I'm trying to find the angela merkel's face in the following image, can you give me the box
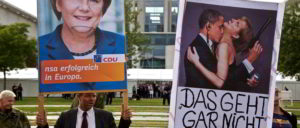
[224,18,247,38]
[56,0,104,33]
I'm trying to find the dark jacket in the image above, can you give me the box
[281,107,298,128]
[38,108,131,128]
[184,35,218,89]
[0,109,30,128]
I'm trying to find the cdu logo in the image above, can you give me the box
[93,54,125,63]
[94,55,102,62]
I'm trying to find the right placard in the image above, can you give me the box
[169,0,286,127]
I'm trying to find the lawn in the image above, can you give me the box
[14,97,300,127]
[15,98,300,116]
[17,106,169,115]
[283,100,300,109]
[14,97,72,105]
[14,97,167,106]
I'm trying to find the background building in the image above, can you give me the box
[133,0,300,69]
[1,0,299,98]
[0,0,37,95]
[133,0,179,69]
[0,0,36,38]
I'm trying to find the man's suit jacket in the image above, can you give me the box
[38,25,127,92]
[38,108,131,128]
[184,35,218,89]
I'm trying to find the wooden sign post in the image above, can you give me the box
[38,93,44,113]
[122,91,128,110]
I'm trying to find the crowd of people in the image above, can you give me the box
[12,83,23,101]
[132,82,172,105]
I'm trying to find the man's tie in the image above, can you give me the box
[82,111,88,128]
[211,43,215,55]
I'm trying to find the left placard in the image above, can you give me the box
[37,0,127,93]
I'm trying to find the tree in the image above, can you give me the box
[0,23,36,89]
[124,0,150,68]
[278,1,300,80]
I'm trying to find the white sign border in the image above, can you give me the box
[168,0,286,128]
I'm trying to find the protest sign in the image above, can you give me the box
[169,0,285,127]
[37,0,127,93]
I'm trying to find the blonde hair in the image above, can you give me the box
[234,16,254,52]
[0,90,16,99]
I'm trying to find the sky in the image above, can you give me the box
[4,0,37,16]
[1,0,294,81]
[3,0,286,18]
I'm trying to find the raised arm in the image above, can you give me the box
[247,41,263,63]
[36,108,49,128]
[187,44,229,88]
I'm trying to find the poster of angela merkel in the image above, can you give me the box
[37,0,127,93]
[169,0,286,127]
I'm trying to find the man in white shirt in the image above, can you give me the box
[36,93,131,128]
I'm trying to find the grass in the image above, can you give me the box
[16,106,169,115]
[15,97,170,115]
[282,100,300,109]
[14,97,73,105]
[29,120,169,127]
[14,97,167,106]
[105,107,169,113]
[282,100,300,120]
[130,121,168,127]
[14,97,300,127]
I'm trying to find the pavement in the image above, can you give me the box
[25,111,169,116]
[30,125,163,128]
[285,108,300,111]
[27,115,169,121]
[15,105,170,108]
[15,105,300,127]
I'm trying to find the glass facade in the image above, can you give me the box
[171,0,179,32]
[140,58,165,69]
[146,33,176,45]
[140,45,166,69]
[139,0,179,69]
[144,0,165,32]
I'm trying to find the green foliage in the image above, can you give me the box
[278,2,300,80]
[15,97,166,106]
[0,23,36,89]
[124,0,150,68]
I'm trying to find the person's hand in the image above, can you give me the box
[187,47,200,65]
[247,41,263,63]
[36,108,48,127]
[247,77,258,87]
[121,104,132,120]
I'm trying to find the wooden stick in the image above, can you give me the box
[122,91,128,110]
[38,93,45,116]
